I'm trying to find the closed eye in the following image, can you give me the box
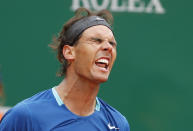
[91,38,102,43]
[109,41,117,46]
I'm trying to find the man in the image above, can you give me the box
[0,8,130,131]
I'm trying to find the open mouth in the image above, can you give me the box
[95,58,109,70]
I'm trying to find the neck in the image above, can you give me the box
[56,72,100,116]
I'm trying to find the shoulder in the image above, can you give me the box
[98,98,127,120]
[13,88,54,114]
[0,89,53,131]
[23,88,53,103]
[10,89,54,113]
[98,98,130,131]
[0,101,34,130]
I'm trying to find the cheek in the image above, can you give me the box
[75,48,95,67]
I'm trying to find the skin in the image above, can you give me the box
[56,25,117,116]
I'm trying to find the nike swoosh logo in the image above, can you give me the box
[108,123,119,130]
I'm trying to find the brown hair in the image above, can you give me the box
[49,8,114,76]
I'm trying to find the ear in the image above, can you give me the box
[62,45,75,61]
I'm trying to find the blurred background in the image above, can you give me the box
[0,0,193,130]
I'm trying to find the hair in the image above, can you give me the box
[49,8,114,77]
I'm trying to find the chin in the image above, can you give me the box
[92,75,109,84]
[90,70,110,83]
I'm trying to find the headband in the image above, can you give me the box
[65,16,112,45]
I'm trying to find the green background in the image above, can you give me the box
[0,0,193,131]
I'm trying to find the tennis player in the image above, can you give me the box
[0,8,130,131]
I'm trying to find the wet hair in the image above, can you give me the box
[49,8,114,77]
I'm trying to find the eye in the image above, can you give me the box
[91,37,102,43]
[109,41,117,46]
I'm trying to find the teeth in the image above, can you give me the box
[96,59,109,65]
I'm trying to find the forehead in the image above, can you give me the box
[81,25,115,40]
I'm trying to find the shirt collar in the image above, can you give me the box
[52,87,100,111]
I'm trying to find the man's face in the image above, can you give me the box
[72,25,117,83]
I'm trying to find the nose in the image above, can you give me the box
[102,41,113,52]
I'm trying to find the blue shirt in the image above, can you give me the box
[0,88,130,131]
